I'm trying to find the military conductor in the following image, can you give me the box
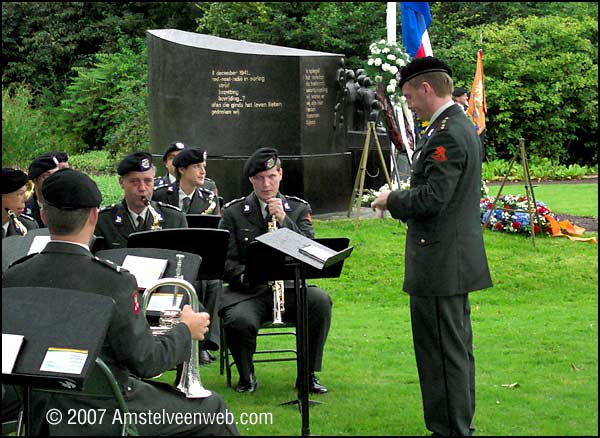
[372,57,493,436]
[219,148,332,394]
[3,168,238,435]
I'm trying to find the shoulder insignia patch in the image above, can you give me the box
[223,197,245,209]
[432,146,448,162]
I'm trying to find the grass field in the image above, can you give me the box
[148,182,597,436]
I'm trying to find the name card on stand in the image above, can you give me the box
[122,255,168,289]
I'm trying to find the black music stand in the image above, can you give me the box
[185,214,221,229]
[245,228,353,436]
[127,228,229,281]
[2,287,114,435]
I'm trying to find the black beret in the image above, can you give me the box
[117,152,154,176]
[40,150,69,163]
[42,168,102,209]
[452,87,468,97]
[172,148,207,168]
[244,148,279,179]
[28,154,60,180]
[162,141,186,161]
[399,56,453,88]
[2,168,28,194]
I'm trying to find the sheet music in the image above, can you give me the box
[2,333,25,374]
[122,255,168,289]
[299,244,334,263]
[27,235,51,255]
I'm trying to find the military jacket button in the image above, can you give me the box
[420,238,426,244]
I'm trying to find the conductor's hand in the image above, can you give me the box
[179,305,211,341]
[371,190,391,219]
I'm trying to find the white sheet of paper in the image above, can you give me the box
[40,348,88,375]
[145,293,184,312]
[27,235,51,255]
[299,244,333,263]
[2,333,25,374]
[122,255,168,289]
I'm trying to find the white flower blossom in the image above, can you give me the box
[387,54,396,61]
[387,84,396,94]
[367,58,374,66]
[390,66,398,75]
[371,47,381,55]
[382,63,391,71]
[389,79,397,87]
[396,58,406,67]
[379,39,386,44]
[375,75,383,83]
[382,47,390,54]
[374,58,382,67]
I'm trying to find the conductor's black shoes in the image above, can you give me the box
[296,373,328,394]
[235,372,257,393]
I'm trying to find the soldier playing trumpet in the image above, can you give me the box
[218,147,332,394]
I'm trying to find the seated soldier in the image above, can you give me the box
[3,168,239,436]
[154,141,219,196]
[2,168,39,238]
[219,147,332,394]
[153,147,222,364]
[153,147,219,215]
[26,151,69,227]
[94,152,187,249]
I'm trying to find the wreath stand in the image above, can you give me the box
[482,138,543,248]
[347,121,393,228]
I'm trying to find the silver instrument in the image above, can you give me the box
[142,276,211,398]
[268,214,285,325]
[6,209,28,236]
[142,197,163,231]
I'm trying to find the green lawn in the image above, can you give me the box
[101,179,596,435]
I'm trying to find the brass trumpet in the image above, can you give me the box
[268,215,285,325]
[142,277,211,398]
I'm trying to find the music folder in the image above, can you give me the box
[2,287,114,390]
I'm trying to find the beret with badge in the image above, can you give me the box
[162,141,186,162]
[2,168,28,194]
[172,147,207,168]
[244,147,279,179]
[399,56,453,88]
[28,154,61,180]
[117,152,154,176]
[42,168,102,209]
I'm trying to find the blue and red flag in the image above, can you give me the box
[400,2,433,58]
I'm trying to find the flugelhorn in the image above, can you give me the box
[142,197,163,230]
[142,277,211,398]
[6,209,28,236]
[268,214,285,325]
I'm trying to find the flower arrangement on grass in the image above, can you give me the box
[361,178,411,207]
[480,194,557,235]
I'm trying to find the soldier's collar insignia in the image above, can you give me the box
[243,203,251,213]
[115,215,123,225]
[168,186,174,193]
[283,201,291,211]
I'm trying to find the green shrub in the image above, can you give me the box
[56,38,148,156]
[2,84,76,169]
[68,150,119,175]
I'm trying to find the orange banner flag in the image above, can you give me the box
[468,49,486,135]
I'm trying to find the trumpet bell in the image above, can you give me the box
[25,180,35,201]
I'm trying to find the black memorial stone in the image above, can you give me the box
[147,29,352,213]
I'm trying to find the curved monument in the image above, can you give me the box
[147,29,352,213]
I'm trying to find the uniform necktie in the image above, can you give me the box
[136,215,144,230]
[182,197,191,213]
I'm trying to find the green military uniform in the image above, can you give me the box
[218,191,332,384]
[2,212,39,239]
[152,181,222,352]
[3,241,238,435]
[386,102,493,436]
[94,199,187,249]
[153,182,219,215]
